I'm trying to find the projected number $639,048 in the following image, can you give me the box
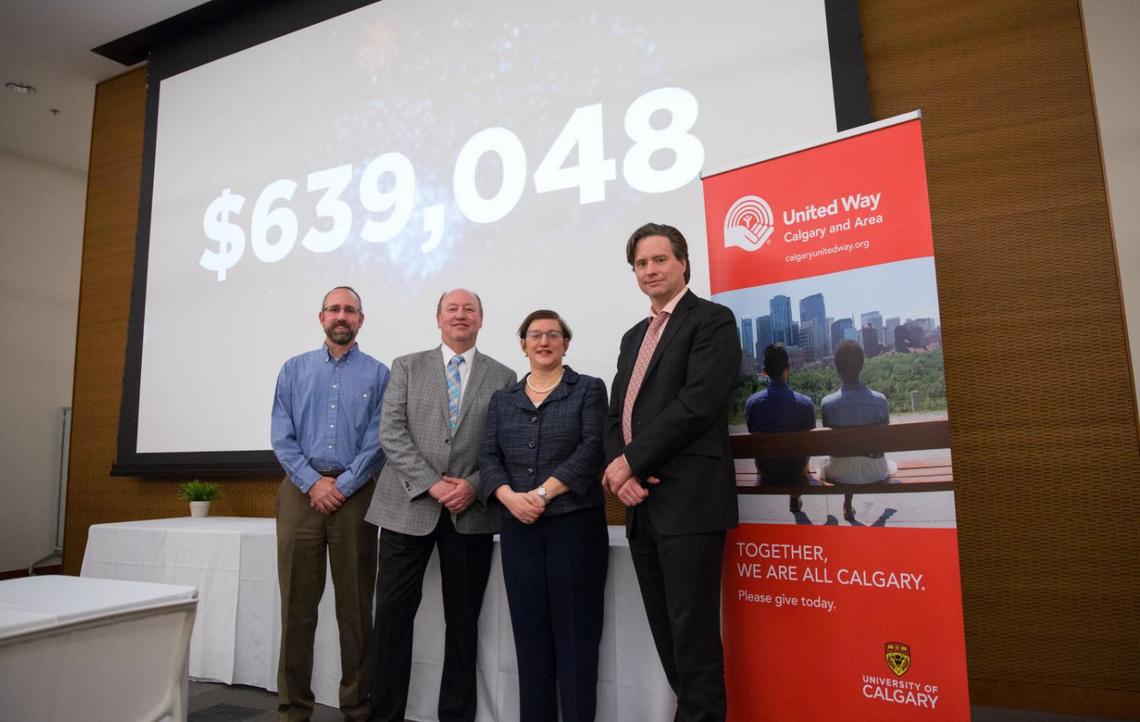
[199,86,704,281]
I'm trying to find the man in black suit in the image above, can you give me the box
[603,223,741,722]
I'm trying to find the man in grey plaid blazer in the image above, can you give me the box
[364,288,516,722]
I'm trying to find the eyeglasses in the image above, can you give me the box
[525,330,564,341]
[323,305,360,316]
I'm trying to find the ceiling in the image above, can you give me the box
[0,0,205,174]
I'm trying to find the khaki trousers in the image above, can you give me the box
[276,477,378,722]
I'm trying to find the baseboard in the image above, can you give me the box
[971,678,1140,720]
[0,564,64,580]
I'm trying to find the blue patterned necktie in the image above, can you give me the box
[447,355,464,432]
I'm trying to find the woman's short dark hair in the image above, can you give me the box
[517,309,572,341]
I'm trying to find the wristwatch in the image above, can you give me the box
[535,484,548,505]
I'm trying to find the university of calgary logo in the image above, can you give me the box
[885,642,912,677]
[724,195,775,252]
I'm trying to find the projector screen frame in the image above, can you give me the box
[112,0,871,477]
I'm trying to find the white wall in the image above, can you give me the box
[1084,0,1140,421]
[0,150,85,572]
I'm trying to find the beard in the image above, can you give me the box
[325,323,356,345]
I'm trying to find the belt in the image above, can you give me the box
[317,468,345,477]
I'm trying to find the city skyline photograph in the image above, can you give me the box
[712,256,943,338]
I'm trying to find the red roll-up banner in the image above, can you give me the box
[702,113,969,721]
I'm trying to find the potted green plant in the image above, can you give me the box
[179,480,221,518]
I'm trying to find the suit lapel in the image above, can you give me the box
[610,321,646,407]
[543,372,572,404]
[427,346,451,430]
[644,290,696,379]
[511,383,533,410]
[618,319,650,389]
[455,350,490,431]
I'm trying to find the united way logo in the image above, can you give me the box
[724,195,775,252]
[885,641,912,677]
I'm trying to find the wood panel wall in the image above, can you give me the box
[858,1,1139,716]
[65,2,1139,716]
[64,69,279,575]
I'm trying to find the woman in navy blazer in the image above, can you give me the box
[479,309,609,722]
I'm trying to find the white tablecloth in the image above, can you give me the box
[82,517,673,721]
[0,575,197,636]
[0,575,198,722]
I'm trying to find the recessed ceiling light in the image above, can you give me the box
[5,82,37,95]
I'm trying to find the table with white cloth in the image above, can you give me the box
[0,575,198,722]
[81,516,674,721]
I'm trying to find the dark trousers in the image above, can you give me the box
[500,506,609,722]
[628,509,727,722]
[276,477,378,722]
[368,509,494,722]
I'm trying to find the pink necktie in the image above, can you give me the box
[622,312,670,444]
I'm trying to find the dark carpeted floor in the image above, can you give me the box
[188,680,1130,721]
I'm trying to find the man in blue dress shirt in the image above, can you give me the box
[271,286,391,722]
[744,344,816,512]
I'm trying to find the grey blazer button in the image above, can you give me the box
[527,441,535,448]
[527,467,534,474]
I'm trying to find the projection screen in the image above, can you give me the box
[115,0,867,474]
